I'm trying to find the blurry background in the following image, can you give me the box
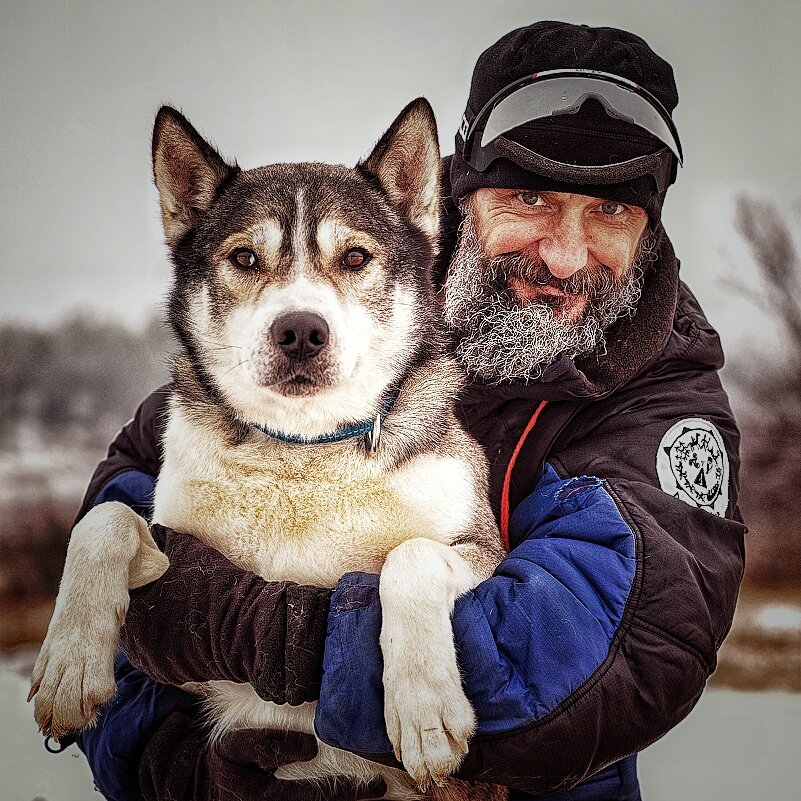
[1,0,800,798]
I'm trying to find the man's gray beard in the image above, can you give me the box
[443,211,658,385]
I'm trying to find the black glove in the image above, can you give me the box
[121,525,333,705]
[139,711,387,801]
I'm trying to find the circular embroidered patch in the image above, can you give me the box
[656,418,729,517]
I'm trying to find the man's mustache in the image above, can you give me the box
[489,253,619,298]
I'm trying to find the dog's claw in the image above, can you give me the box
[37,707,50,732]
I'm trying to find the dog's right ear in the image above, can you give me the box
[152,106,239,246]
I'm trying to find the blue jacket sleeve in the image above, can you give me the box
[75,652,195,801]
[314,465,636,751]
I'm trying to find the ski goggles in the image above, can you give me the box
[459,69,683,194]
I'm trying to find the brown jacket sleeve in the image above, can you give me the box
[121,524,331,705]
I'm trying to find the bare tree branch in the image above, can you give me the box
[730,193,801,585]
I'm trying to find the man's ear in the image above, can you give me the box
[152,106,239,246]
[359,98,441,240]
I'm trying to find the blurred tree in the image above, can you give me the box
[731,194,801,586]
[0,501,72,601]
[0,315,171,448]
[0,316,172,618]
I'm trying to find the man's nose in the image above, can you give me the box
[537,215,589,279]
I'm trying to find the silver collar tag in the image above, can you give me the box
[364,413,381,453]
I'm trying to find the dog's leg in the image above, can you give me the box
[30,501,168,739]
[379,538,496,791]
[276,742,422,801]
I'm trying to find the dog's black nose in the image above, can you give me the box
[271,312,329,360]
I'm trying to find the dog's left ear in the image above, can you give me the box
[359,98,441,240]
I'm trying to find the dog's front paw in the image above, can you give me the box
[29,600,124,740]
[383,657,476,789]
[379,538,481,790]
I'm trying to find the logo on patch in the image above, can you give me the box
[656,418,729,517]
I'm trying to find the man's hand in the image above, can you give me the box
[120,525,332,705]
[139,712,387,801]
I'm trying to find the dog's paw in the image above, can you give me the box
[379,538,481,789]
[383,662,476,789]
[30,601,124,740]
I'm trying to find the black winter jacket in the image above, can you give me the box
[73,202,745,800]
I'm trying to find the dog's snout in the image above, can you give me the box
[271,312,330,360]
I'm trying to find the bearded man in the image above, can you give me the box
[60,21,745,801]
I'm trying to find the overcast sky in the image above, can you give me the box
[2,0,800,356]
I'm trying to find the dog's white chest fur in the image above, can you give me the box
[149,404,485,798]
[153,406,474,586]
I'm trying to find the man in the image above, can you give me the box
[62,21,745,801]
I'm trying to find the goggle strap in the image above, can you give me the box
[495,138,672,194]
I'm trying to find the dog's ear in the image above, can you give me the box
[359,98,441,240]
[152,106,239,246]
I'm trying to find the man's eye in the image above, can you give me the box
[229,248,258,269]
[341,248,371,270]
[518,191,546,207]
[599,201,625,216]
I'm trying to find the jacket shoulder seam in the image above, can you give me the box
[541,470,715,674]
[629,617,711,672]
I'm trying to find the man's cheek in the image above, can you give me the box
[484,223,542,259]
[592,241,631,279]
[593,227,643,277]
[616,247,639,278]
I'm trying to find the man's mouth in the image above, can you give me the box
[507,276,567,305]
[506,275,590,319]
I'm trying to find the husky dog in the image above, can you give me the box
[31,100,506,800]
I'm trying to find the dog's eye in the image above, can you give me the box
[341,248,370,270]
[229,248,258,269]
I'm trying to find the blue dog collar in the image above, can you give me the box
[254,390,399,452]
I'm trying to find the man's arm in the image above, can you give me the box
[121,524,331,704]
[313,361,745,794]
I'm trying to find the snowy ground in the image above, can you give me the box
[638,690,800,800]
[2,649,799,801]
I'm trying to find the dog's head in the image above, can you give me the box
[152,100,442,436]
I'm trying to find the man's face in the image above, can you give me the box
[443,189,655,384]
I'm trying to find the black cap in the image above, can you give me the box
[450,22,680,225]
